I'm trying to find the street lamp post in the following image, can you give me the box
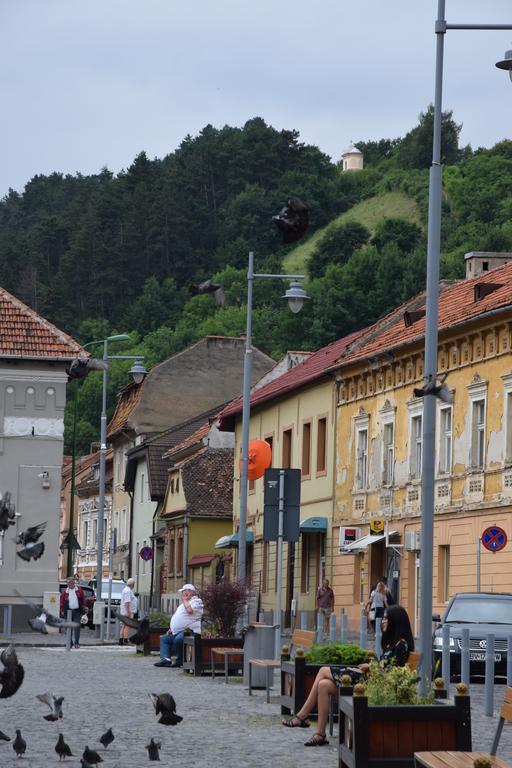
[418,1,512,695]
[238,251,309,582]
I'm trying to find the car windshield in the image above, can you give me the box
[100,582,125,598]
[445,597,512,624]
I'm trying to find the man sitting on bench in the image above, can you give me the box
[154,584,203,668]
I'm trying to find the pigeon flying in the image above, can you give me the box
[55,733,73,761]
[272,196,309,244]
[0,492,16,533]
[188,279,225,307]
[149,693,183,726]
[37,692,64,721]
[16,521,47,547]
[12,729,26,758]
[0,646,24,699]
[146,738,161,761]
[15,592,80,634]
[83,745,103,764]
[112,610,156,645]
[17,540,45,562]
[99,728,114,748]
[0,730,10,741]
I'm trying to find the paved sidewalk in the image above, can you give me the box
[1,644,512,766]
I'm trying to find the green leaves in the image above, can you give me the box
[304,642,368,666]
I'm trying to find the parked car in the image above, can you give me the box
[88,579,127,620]
[432,591,512,679]
[58,581,95,629]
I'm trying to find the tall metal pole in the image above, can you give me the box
[67,386,78,577]
[96,339,109,639]
[418,0,445,696]
[238,251,254,582]
[275,469,285,658]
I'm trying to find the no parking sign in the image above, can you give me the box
[481,526,507,553]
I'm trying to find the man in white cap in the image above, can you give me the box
[154,584,203,668]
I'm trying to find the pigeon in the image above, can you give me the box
[17,540,45,562]
[272,196,309,244]
[37,691,64,721]
[55,733,73,761]
[0,730,10,741]
[16,521,47,547]
[83,745,103,764]
[80,761,95,768]
[0,492,16,533]
[12,729,26,758]
[15,591,80,634]
[112,611,158,645]
[146,738,161,761]
[66,357,108,381]
[149,693,183,726]
[99,728,114,749]
[188,279,225,307]
[0,646,24,699]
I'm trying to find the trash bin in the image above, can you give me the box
[243,623,278,688]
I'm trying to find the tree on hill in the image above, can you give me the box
[394,105,463,169]
[371,218,423,252]
[308,220,370,278]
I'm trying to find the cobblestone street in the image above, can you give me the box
[1,643,512,767]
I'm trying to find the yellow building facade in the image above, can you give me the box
[333,260,512,631]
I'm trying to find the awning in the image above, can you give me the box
[214,532,254,549]
[343,531,399,551]
[300,516,328,534]
[188,554,217,567]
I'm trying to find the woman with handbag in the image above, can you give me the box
[366,581,387,634]
[60,577,86,648]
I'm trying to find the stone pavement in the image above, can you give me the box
[1,643,512,767]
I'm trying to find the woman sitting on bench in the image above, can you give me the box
[282,605,414,747]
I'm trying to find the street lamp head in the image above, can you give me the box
[107,334,131,343]
[282,281,310,314]
[496,49,512,81]
[129,359,147,384]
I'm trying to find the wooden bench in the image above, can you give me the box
[249,628,315,703]
[415,753,511,768]
[210,647,245,683]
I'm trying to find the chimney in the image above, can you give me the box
[464,251,512,279]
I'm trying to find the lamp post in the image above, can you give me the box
[238,251,309,582]
[418,1,512,695]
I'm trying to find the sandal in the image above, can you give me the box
[304,733,329,747]
[282,714,310,728]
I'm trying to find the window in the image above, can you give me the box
[438,545,450,602]
[140,473,145,503]
[104,518,107,545]
[113,510,118,541]
[168,536,175,575]
[300,536,310,593]
[410,415,423,479]
[262,541,269,593]
[121,509,127,543]
[472,399,485,469]
[177,533,183,575]
[439,407,452,474]
[265,436,273,467]
[356,428,368,489]
[302,422,311,477]
[316,417,327,473]
[282,428,292,469]
[506,390,512,463]
[83,520,89,548]
[93,519,98,545]
[383,422,394,485]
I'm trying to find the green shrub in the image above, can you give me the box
[364,660,434,705]
[304,643,368,665]
[147,611,169,627]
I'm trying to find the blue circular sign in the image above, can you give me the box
[139,546,154,561]
[482,526,507,553]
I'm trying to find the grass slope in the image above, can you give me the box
[283,191,421,276]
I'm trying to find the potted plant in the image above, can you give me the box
[183,580,250,676]
[145,611,170,654]
[339,668,471,768]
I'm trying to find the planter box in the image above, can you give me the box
[143,627,168,656]
[183,634,244,676]
[280,656,353,716]
[338,693,472,768]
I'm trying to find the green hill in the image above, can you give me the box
[283,191,422,275]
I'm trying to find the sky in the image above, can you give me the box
[1,0,512,198]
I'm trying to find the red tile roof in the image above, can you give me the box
[219,329,365,428]
[0,286,83,359]
[163,421,210,460]
[334,262,512,369]
[107,381,144,439]
[188,554,216,567]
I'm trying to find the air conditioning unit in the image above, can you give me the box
[339,526,361,553]
[404,530,421,552]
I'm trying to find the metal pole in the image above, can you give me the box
[484,633,495,716]
[67,386,78,577]
[375,617,382,656]
[329,612,336,643]
[441,623,451,692]
[275,469,285,658]
[359,606,367,649]
[300,611,307,630]
[65,609,72,652]
[238,251,254,582]
[476,537,481,591]
[418,0,445,697]
[341,612,348,644]
[461,628,470,686]
[106,529,116,642]
[96,339,108,642]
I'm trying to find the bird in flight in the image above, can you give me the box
[36,692,64,721]
[0,646,24,699]
[16,522,47,562]
[148,693,183,725]
[272,196,309,244]
[15,592,80,635]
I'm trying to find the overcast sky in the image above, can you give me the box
[1,0,512,198]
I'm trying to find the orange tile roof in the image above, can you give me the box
[0,286,83,359]
[107,381,143,439]
[334,262,512,369]
[163,421,210,460]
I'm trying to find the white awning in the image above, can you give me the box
[343,531,399,551]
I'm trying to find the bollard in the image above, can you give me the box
[114,617,120,641]
[65,609,72,652]
[374,617,382,655]
[316,612,323,644]
[2,605,12,639]
[508,635,512,688]
[258,611,265,624]
[300,611,308,630]
[329,612,336,643]
[441,623,451,694]
[484,633,495,717]
[341,613,349,644]
[461,628,470,687]
[359,607,367,649]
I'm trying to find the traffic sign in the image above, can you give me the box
[139,545,154,561]
[482,526,507,553]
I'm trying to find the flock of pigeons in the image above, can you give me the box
[0,494,183,763]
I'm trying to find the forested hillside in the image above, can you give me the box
[2,110,512,452]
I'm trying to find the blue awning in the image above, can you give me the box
[300,516,328,534]
[214,531,254,549]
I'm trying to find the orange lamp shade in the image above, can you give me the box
[239,439,272,480]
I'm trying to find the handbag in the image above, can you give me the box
[369,608,376,621]
[80,613,89,625]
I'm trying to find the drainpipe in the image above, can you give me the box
[128,489,134,577]
[183,516,189,583]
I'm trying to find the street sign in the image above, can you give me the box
[481,525,507,553]
[139,545,154,561]
[370,519,384,535]
[263,468,301,542]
